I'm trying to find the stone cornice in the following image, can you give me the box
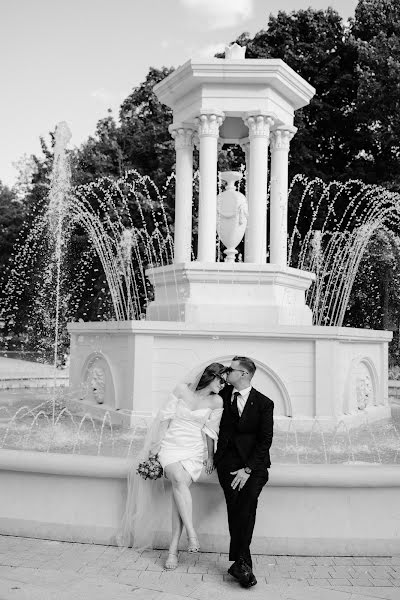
[153,59,316,112]
[67,316,392,343]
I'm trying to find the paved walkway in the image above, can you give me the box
[0,536,398,599]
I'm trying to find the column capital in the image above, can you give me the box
[195,111,225,138]
[169,124,195,150]
[243,113,275,138]
[270,125,297,151]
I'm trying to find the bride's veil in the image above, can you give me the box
[116,365,205,550]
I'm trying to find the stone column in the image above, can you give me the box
[195,111,225,262]
[243,113,274,264]
[169,124,195,263]
[270,125,297,267]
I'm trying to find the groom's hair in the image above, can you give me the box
[232,356,256,379]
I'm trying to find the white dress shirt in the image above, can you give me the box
[231,386,252,417]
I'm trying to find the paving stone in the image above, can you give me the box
[350,565,371,575]
[352,557,373,565]
[146,559,165,572]
[158,572,183,585]
[351,577,373,586]
[313,557,335,566]
[294,557,317,565]
[275,556,297,564]
[257,566,291,577]
[371,578,395,587]
[307,578,331,586]
[288,566,312,577]
[368,557,394,565]
[311,566,333,578]
[367,566,395,577]
[187,565,208,574]
[201,574,224,582]
[332,557,355,565]
[328,578,352,586]
[330,567,356,578]
[117,569,141,584]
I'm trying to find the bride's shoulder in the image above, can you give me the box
[172,382,191,399]
[212,394,224,409]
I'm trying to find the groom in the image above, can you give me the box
[214,356,274,589]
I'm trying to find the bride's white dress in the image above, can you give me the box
[158,394,223,481]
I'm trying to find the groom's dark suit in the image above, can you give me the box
[215,384,274,568]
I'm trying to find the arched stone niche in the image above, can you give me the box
[343,356,378,414]
[186,356,291,416]
[80,352,116,408]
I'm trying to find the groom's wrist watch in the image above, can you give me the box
[244,467,252,475]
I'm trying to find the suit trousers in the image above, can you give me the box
[216,448,269,568]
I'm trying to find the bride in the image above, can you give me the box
[119,362,226,570]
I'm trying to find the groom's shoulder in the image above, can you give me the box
[252,387,274,408]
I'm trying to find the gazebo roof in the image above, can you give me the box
[154,54,315,129]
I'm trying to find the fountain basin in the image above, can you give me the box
[0,448,399,555]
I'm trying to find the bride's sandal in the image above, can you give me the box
[187,535,200,553]
[165,552,178,570]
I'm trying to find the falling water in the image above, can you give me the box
[47,122,72,422]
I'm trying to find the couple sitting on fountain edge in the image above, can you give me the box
[119,355,274,590]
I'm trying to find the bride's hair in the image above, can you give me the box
[195,362,226,391]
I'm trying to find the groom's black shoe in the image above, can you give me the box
[228,558,257,588]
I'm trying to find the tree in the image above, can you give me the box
[0,182,25,275]
[350,0,400,189]
[73,67,175,192]
[226,9,359,185]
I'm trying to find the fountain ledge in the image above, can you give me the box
[68,320,392,342]
[0,449,400,555]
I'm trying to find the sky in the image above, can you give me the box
[0,0,358,188]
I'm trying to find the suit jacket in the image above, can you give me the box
[215,384,274,471]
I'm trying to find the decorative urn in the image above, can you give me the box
[216,171,248,262]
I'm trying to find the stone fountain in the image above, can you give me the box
[68,43,391,430]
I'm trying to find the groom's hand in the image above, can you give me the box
[230,468,250,491]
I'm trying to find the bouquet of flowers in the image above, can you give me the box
[136,455,164,480]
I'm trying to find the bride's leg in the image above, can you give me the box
[170,495,183,551]
[164,462,198,548]
[165,496,182,570]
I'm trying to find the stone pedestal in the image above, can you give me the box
[67,320,391,431]
[145,263,315,327]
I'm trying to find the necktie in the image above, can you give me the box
[231,391,240,419]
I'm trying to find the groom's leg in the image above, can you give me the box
[235,471,269,568]
[216,457,243,562]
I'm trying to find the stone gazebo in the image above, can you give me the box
[146,43,316,327]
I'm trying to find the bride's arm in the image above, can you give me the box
[204,433,215,474]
